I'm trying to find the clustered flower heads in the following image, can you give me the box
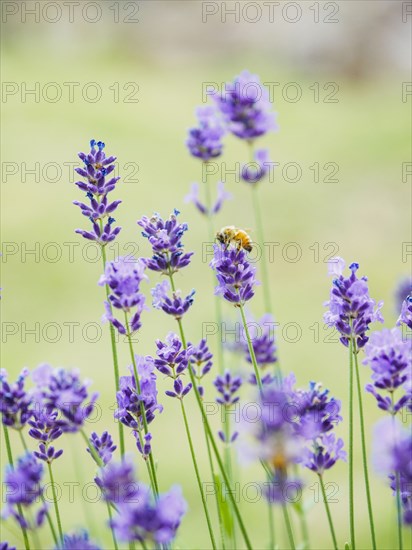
[154,333,193,399]
[96,457,187,544]
[397,294,412,330]
[186,105,225,161]
[210,243,258,306]
[363,328,411,413]
[0,368,31,429]
[212,70,277,140]
[74,140,121,244]
[99,256,147,334]
[324,257,384,348]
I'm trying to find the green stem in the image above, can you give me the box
[124,313,160,498]
[47,462,64,542]
[248,141,272,315]
[179,399,217,550]
[390,393,403,550]
[203,420,226,549]
[223,407,236,549]
[267,477,276,549]
[175,318,253,550]
[282,503,296,550]
[353,343,376,549]
[3,426,30,550]
[203,160,224,375]
[319,474,338,550]
[239,303,263,391]
[106,501,119,550]
[348,338,355,550]
[101,245,125,458]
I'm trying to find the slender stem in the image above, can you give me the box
[3,426,30,550]
[282,503,296,550]
[203,161,224,375]
[223,408,236,549]
[175,318,253,550]
[248,141,272,315]
[267,477,276,549]
[390,394,403,550]
[47,462,64,542]
[319,474,338,550]
[101,245,125,457]
[239,303,263,391]
[106,501,119,550]
[348,338,355,550]
[80,429,103,467]
[353,343,376,550]
[203,420,226,549]
[179,398,217,550]
[124,313,160,498]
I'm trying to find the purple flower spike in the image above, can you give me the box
[324,257,384,348]
[74,140,121,245]
[54,531,101,550]
[3,452,48,530]
[87,431,117,466]
[373,418,412,525]
[395,277,412,314]
[363,328,411,414]
[95,457,140,505]
[212,71,277,140]
[31,364,98,433]
[397,295,412,330]
[0,368,32,429]
[115,356,163,430]
[152,280,195,320]
[210,244,257,306]
[214,370,242,407]
[241,149,273,185]
[138,209,193,275]
[112,484,187,545]
[300,433,346,475]
[185,181,231,217]
[243,313,277,369]
[28,408,64,464]
[186,105,225,161]
[134,432,152,460]
[0,543,16,550]
[99,256,147,334]
[188,339,213,392]
[154,334,192,399]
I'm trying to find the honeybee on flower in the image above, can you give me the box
[216,225,253,252]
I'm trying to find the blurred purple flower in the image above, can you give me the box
[240,149,273,185]
[54,531,101,550]
[395,277,412,314]
[2,452,47,530]
[323,257,384,348]
[397,295,412,331]
[95,457,140,505]
[186,106,225,161]
[363,328,411,414]
[212,70,277,140]
[185,181,231,216]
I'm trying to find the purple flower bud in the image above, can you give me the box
[0,368,32,429]
[186,106,225,161]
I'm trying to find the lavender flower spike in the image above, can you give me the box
[154,333,193,399]
[363,328,411,414]
[54,531,101,550]
[152,280,195,320]
[241,149,273,185]
[2,452,48,530]
[138,209,193,275]
[212,70,277,140]
[395,277,412,314]
[74,140,121,244]
[186,105,225,161]
[397,295,412,330]
[301,433,346,475]
[323,257,384,348]
[99,256,147,334]
[87,431,117,466]
[210,243,257,306]
[0,368,32,429]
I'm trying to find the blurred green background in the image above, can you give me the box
[1,1,411,549]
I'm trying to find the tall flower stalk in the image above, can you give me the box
[139,210,253,550]
[324,257,382,549]
[73,139,125,456]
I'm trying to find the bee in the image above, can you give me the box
[216,225,253,252]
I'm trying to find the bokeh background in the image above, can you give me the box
[1,1,411,548]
